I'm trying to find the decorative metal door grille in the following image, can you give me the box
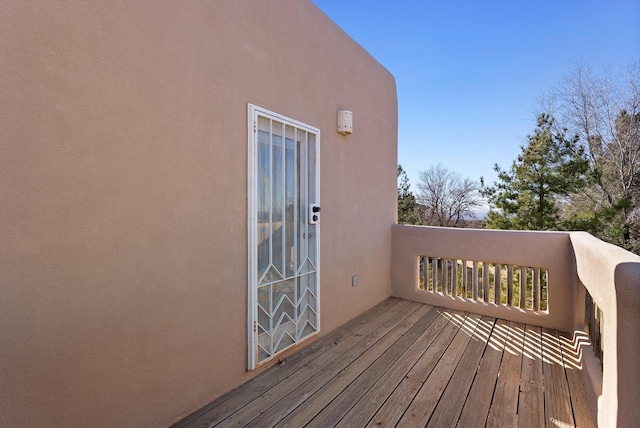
[248,104,320,369]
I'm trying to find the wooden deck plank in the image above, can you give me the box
[173,300,596,428]
[175,297,408,427]
[365,310,469,428]
[486,321,525,427]
[517,324,545,428]
[304,305,442,427]
[334,307,455,427]
[455,318,510,428]
[243,301,425,427]
[558,331,597,428]
[219,299,421,427]
[426,316,496,427]
[542,327,575,427]
[278,304,436,427]
[397,312,483,426]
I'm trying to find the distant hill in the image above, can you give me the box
[467,209,488,221]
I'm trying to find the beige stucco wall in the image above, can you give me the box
[570,232,640,427]
[391,225,577,331]
[0,1,397,426]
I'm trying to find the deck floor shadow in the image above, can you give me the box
[173,298,595,428]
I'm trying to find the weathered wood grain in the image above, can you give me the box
[456,318,510,428]
[427,316,496,427]
[517,324,544,428]
[172,299,595,428]
[397,312,482,426]
[542,327,575,427]
[486,321,525,427]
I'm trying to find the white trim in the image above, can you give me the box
[247,105,258,370]
[313,130,321,344]
[249,105,321,135]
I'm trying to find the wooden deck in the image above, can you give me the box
[173,298,595,427]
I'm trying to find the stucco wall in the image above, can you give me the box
[0,1,397,426]
[391,225,577,331]
[570,232,640,427]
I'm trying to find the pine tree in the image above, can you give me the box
[482,114,590,230]
[397,165,421,225]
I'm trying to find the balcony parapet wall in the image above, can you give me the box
[391,225,576,331]
[570,232,640,428]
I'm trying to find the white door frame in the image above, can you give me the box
[247,104,321,370]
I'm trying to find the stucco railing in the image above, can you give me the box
[391,225,576,331]
[419,257,549,311]
[569,232,640,427]
[391,224,640,427]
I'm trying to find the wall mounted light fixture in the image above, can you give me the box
[337,110,353,135]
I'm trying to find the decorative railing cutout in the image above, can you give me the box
[419,256,548,311]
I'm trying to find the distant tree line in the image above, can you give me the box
[397,164,482,228]
[398,62,640,254]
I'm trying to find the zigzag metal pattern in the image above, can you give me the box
[297,307,318,336]
[296,287,317,308]
[271,292,295,318]
[257,304,271,332]
[297,302,318,323]
[273,329,296,353]
[296,319,318,342]
[256,322,269,336]
[296,258,317,276]
[258,280,319,359]
[258,264,284,285]
[257,342,271,359]
[272,310,295,336]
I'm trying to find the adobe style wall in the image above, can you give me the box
[570,232,640,427]
[0,1,397,426]
[391,225,577,331]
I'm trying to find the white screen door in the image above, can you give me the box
[248,104,320,369]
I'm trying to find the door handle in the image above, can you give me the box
[309,204,321,224]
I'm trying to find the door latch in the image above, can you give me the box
[309,204,321,224]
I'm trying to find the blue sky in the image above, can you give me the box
[312,0,640,193]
